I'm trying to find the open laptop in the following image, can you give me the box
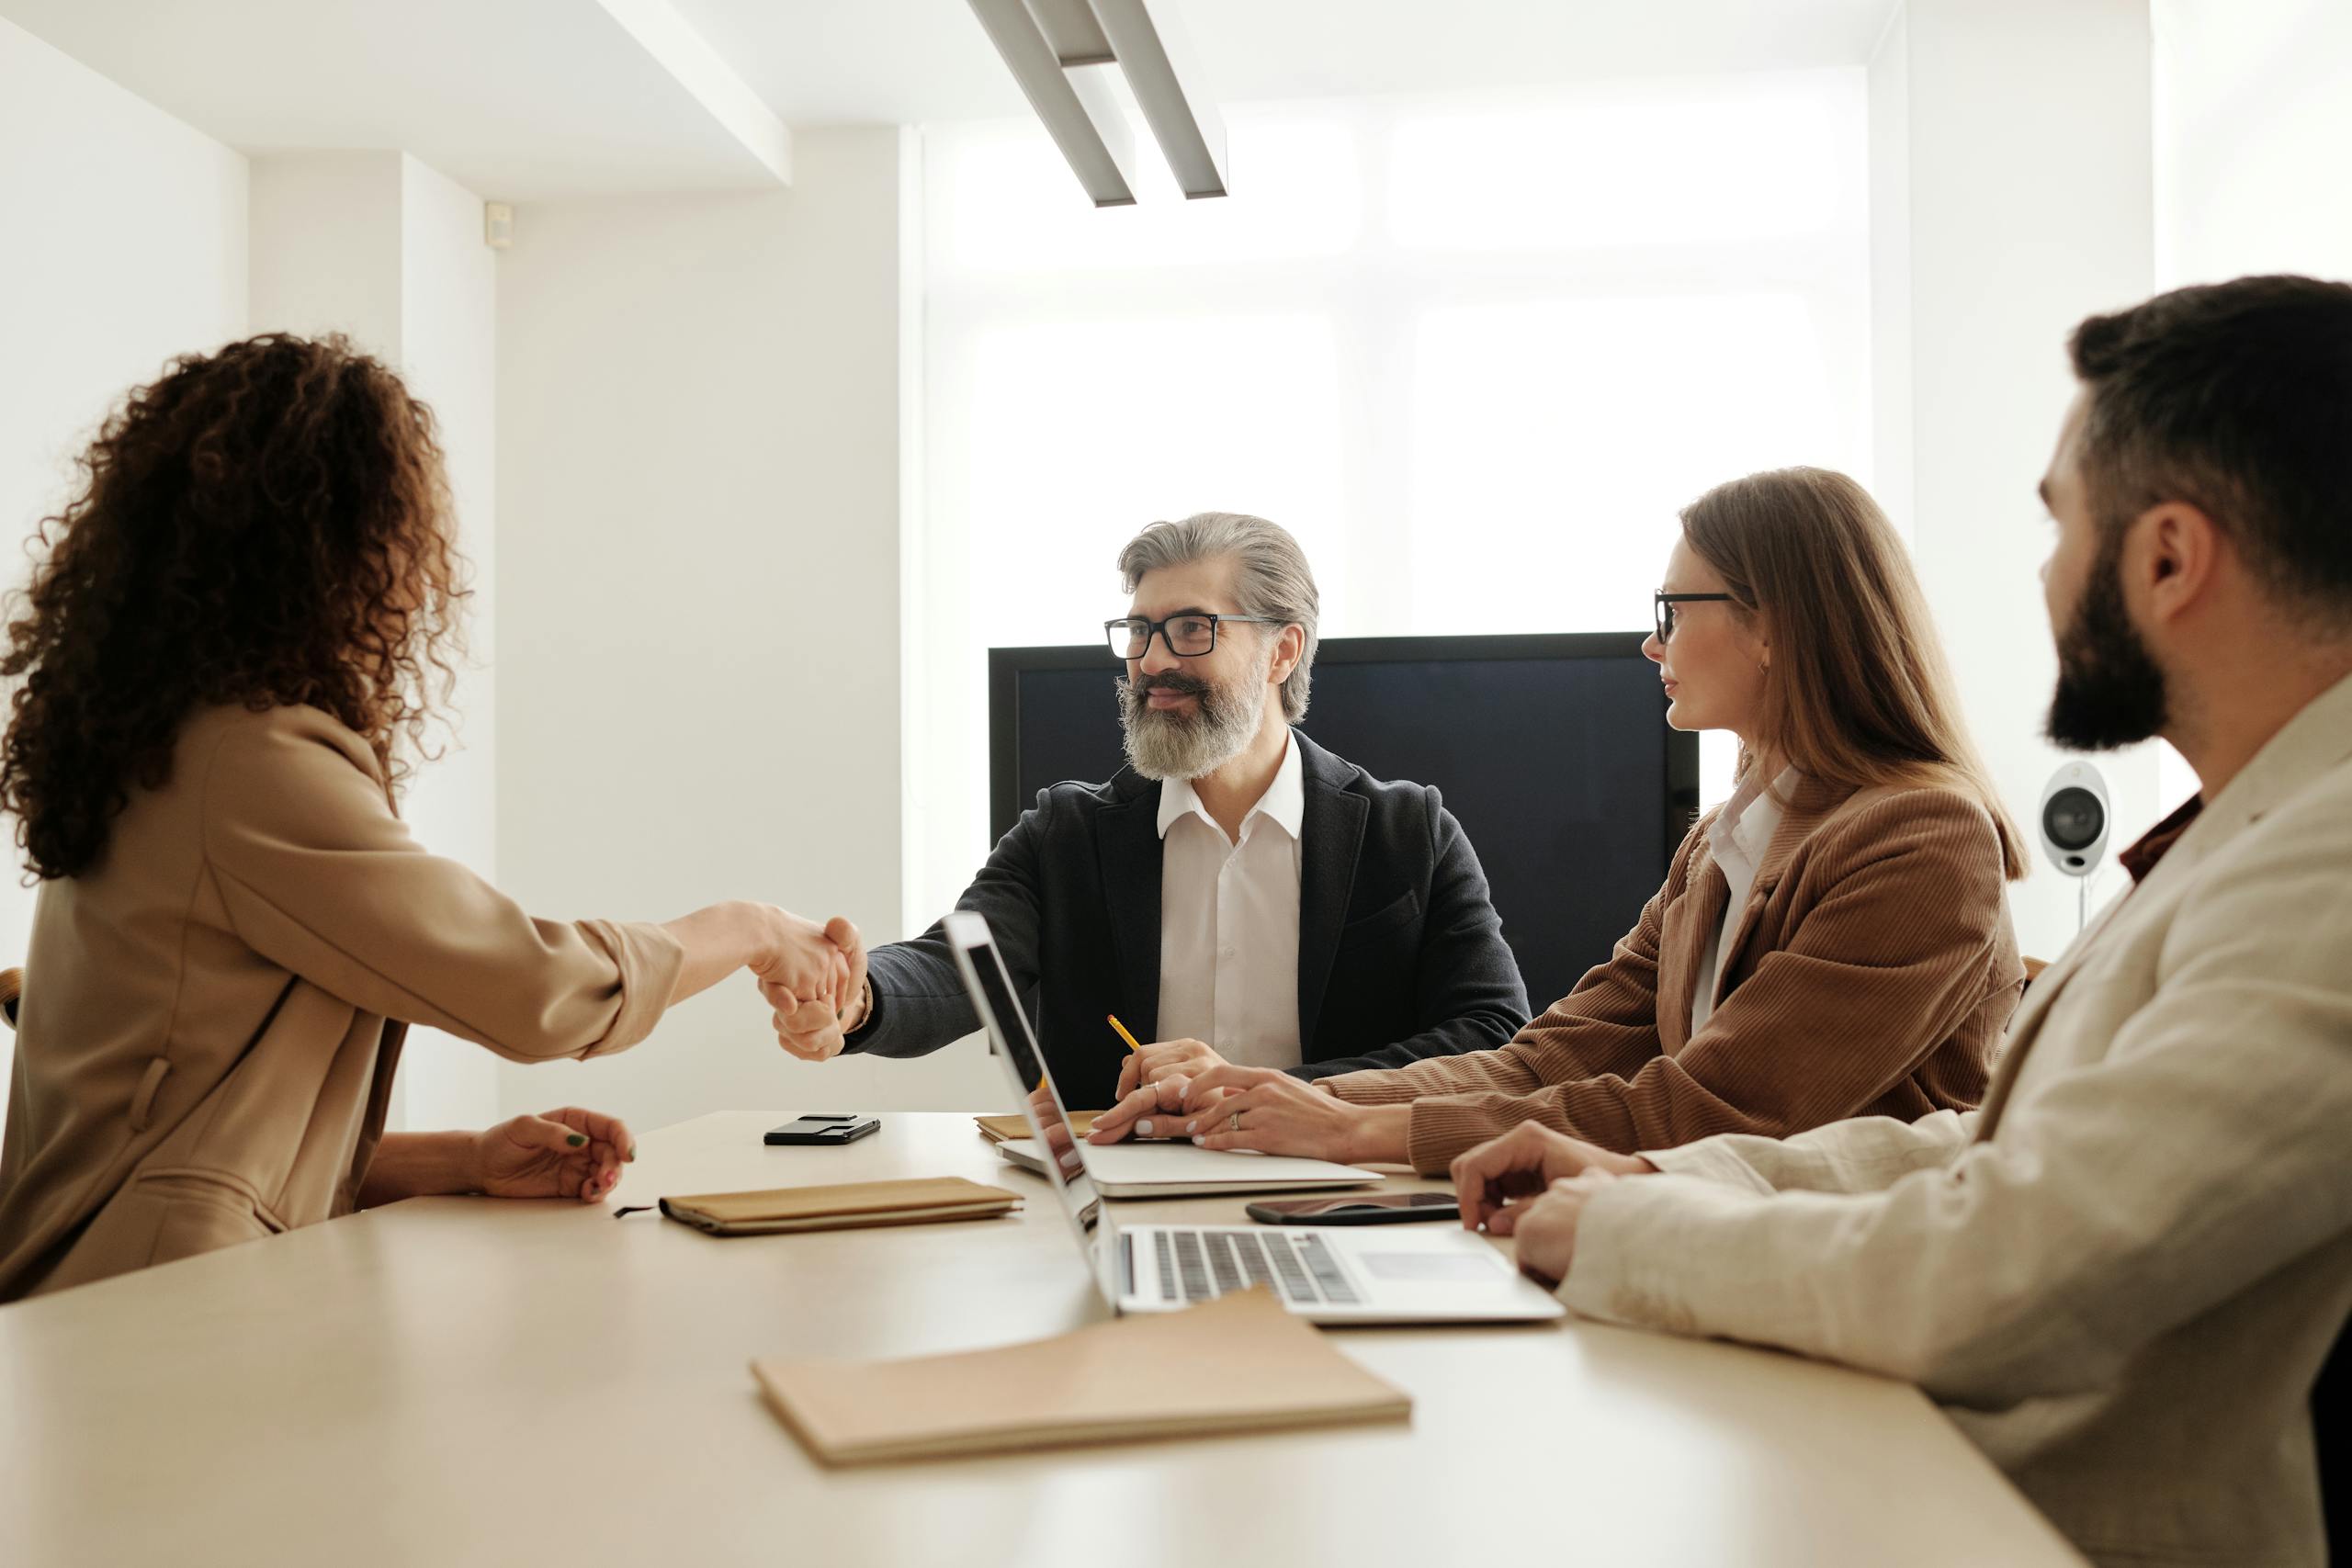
[946,911,1566,1325]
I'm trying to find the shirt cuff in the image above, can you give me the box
[1639,1137,1780,1196]
[572,919,685,1059]
[1556,1172,1762,1330]
[1401,1098,1507,1174]
[1321,1067,1420,1105]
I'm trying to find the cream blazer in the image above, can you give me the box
[1560,672,2352,1568]
[0,705,684,1302]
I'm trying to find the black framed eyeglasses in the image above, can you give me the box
[1653,592,1738,645]
[1104,613,1285,660]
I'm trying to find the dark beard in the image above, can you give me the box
[2046,532,2169,750]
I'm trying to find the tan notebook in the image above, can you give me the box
[975,1111,1102,1144]
[659,1177,1021,1236]
[752,1288,1411,1464]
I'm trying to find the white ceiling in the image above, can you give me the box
[675,0,1902,125]
[0,0,786,198]
[4,0,1900,197]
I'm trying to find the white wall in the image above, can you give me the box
[2150,0,2350,804]
[493,127,1002,1130]
[2154,0,2352,288]
[0,16,248,1110]
[1870,0,2162,962]
[246,152,403,352]
[247,149,502,1132]
[390,153,502,1130]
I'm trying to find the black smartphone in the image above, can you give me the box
[1244,1192,1461,1225]
[763,1114,881,1146]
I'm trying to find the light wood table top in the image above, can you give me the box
[0,1111,2084,1567]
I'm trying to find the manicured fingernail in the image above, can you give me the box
[1184,1120,1197,1134]
[626,1146,638,1162]
[567,1134,586,1146]
[1136,1120,1153,1136]
[1191,1135,1204,1145]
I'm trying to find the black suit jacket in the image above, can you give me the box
[846,731,1531,1110]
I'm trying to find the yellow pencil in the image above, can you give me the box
[1106,1013,1145,1054]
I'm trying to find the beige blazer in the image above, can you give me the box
[0,705,684,1302]
[1564,671,2352,1568]
[1324,775,2023,1172]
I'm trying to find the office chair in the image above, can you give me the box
[0,966,18,1030]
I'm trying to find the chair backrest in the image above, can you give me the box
[0,965,19,1031]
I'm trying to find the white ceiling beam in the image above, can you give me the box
[595,0,793,186]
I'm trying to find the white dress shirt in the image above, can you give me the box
[1154,733,1306,1069]
[1690,766,1797,1034]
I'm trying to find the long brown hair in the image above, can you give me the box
[1,333,469,879]
[1680,467,2027,880]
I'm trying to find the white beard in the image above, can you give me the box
[1117,639,1274,781]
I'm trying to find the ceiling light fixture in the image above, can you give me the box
[967,0,1138,207]
[968,0,1227,206]
[1087,0,1227,199]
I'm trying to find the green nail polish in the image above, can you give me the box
[567,1134,586,1146]
[627,1146,638,1162]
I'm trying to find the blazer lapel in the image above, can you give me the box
[1094,778,1166,1039]
[1295,737,1367,1051]
[1711,774,1855,999]
[1657,840,1725,1049]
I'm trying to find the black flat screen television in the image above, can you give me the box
[988,632,1700,1010]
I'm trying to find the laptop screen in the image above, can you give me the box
[944,912,1104,1258]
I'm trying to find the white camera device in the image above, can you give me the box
[2039,761,2110,878]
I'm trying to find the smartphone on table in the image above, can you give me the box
[764,1114,881,1146]
[1244,1192,1460,1225]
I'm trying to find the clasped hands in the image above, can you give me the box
[1088,1047,1396,1163]
[756,912,869,1061]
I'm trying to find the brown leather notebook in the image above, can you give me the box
[659,1177,1021,1236]
[974,1111,1102,1144]
[752,1289,1411,1464]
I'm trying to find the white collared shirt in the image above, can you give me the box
[1690,767,1799,1034]
[1154,732,1306,1069]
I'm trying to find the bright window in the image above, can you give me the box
[911,72,1871,927]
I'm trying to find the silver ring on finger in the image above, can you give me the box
[1229,1111,1241,1133]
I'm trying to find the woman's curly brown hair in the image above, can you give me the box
[1,333,470,880]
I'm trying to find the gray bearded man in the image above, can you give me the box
[766,511,1532,1111]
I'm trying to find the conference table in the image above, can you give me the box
[0,1111,2086,1567]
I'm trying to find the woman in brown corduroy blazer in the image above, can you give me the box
[0,336,861,1302]
[1091,468,2030,1174]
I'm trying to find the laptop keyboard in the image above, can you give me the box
[1150,1228,1361,1307]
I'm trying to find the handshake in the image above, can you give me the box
[748,908,871,1062]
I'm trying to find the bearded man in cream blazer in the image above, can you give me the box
[1448,274,2352,1568]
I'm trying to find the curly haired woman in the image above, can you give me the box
[0,334,858,1301]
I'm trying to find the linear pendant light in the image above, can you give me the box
[967,0,1228,205]
[1088,0,1227,198]
[967,0,1138,207]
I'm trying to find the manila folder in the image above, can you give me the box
[751,1288,1409,1464]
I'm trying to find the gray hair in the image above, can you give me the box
[1115,512,1320,722]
